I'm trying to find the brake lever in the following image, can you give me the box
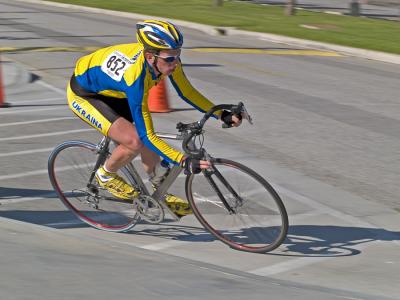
[241,104,253,125]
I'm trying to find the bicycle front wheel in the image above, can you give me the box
[186,158,288,253]
[48,140,139,232]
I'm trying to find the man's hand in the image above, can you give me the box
[220,110,242,128]
[230,114,242,127]
[181,157,210,175]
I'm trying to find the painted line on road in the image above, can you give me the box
[140,231,215,251]
[36,80,66,95]
[140,240,190,251]
[44,220,84,228]
[0,117,75,127]
[0,106,62,115]
[0,162,95,181]
[0,192,57,204]
[0,168,49,181]
[0,147,53,157]
[250,256,335,277]
[0,128,93,142]
[10,97,65,104]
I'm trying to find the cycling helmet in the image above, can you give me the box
[136,20,183,50]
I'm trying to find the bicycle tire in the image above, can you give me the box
[48,140,140,232]
[185,158,288,253]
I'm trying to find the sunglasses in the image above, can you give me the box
[154,54,180,63]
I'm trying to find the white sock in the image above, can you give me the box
[102,164,114,174]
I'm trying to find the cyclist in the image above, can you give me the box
[67,20,242,217]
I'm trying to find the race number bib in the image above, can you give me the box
[101,51,136,82]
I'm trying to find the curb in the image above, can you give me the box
[13,0,400,65]
[224,28,400,65]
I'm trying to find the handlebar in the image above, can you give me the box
[200,103,242,128]
[175,102,252,158]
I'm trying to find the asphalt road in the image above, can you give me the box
[0,1,399,300]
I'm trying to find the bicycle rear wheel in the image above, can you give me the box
[185,158,288,253]
[48,140,139,232]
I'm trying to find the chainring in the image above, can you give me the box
[133,195,164,224]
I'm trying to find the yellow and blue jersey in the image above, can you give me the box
[73,43,218,165]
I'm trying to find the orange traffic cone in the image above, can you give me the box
[0,55,7,108]
[148,79,172,113]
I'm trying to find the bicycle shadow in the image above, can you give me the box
[125,223,400,257]
[275,225,400,257]
[130,223,400,257]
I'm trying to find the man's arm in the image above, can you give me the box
[125,68,184,165]
[168,62,221,119]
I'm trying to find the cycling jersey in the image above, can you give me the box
[70,43,219,165]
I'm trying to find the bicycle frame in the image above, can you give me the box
[85,102,251,222]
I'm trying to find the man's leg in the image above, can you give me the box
[140,146,160,175]
[96,117,143,200]
[104,117,143,172]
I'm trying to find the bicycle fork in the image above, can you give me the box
[203,164,244,214]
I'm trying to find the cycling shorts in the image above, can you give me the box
[67,75,133,136]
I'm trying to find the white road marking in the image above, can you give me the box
[141,240,189,251]
[250,256,330,276]
[0,117,75,127]
[44,220,83,227]
[0,128,93,141]
[9,97,64,104]
[36,80,66,95]
[0,106,63,115]
[0,192,56,204]
[132,231,215,251]
[0,168,49,181]
[0,163,91,181]
[0,147,53,157]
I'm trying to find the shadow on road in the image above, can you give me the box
[1,206,398,256]
[0,187,54,199]
[277,225,400,257]
[1,186,399,256]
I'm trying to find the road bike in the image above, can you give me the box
[48,102,288,253]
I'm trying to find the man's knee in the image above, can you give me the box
[125,137,144,153]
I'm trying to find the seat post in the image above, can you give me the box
[87,137,111,185]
